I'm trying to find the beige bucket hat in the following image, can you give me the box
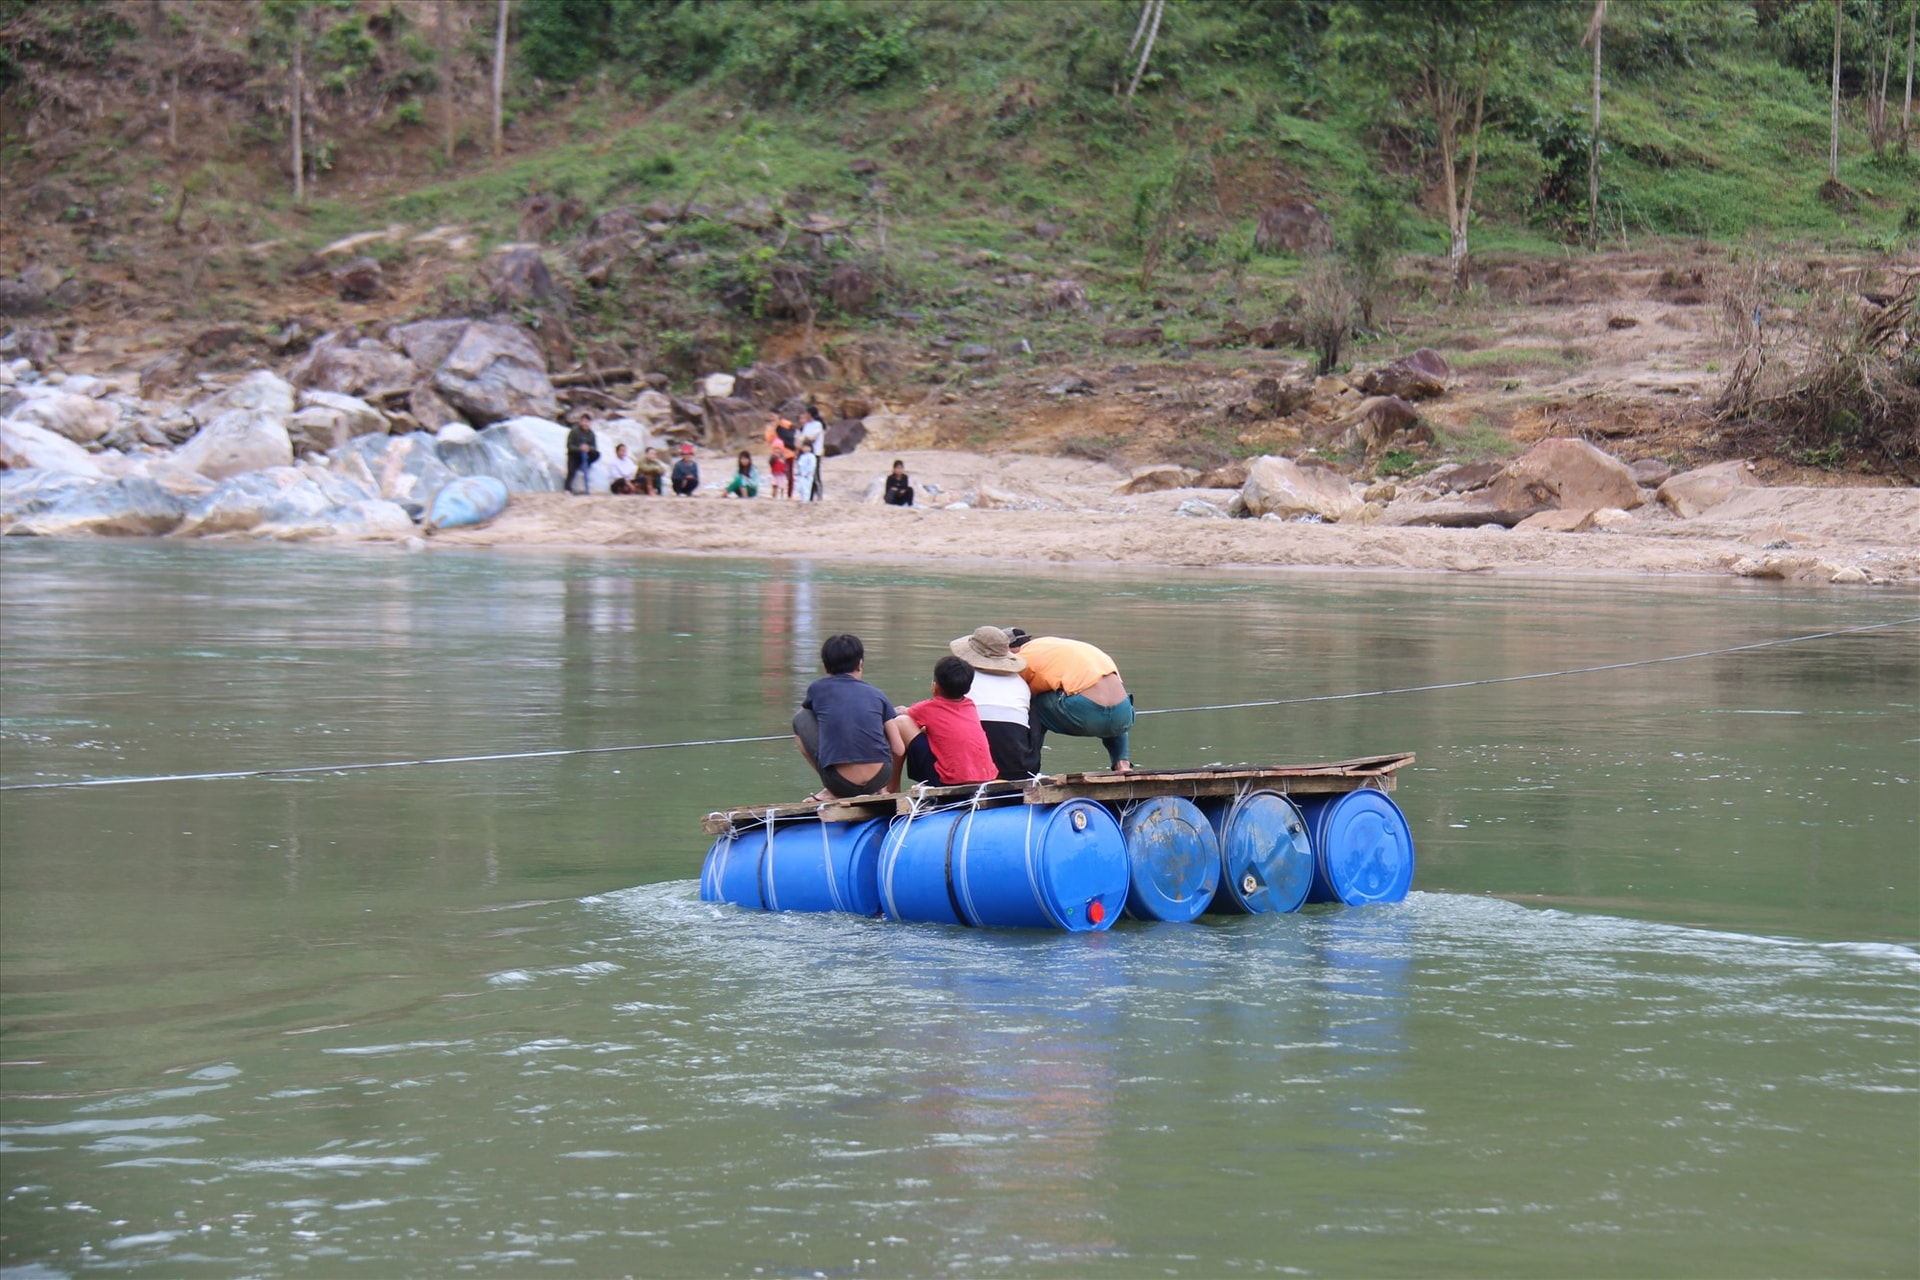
[950,625,1026,673]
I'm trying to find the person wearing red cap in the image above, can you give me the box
[670,443,700,496]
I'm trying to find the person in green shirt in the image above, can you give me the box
[723,450,761,498]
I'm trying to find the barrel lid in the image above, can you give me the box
[1121,795,1221,922]
[1031,800,1129,931]
[1311,790,1414,905]
[1214,790,1313,914]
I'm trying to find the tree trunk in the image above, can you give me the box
[1126,0,1163,100]
[1830,0,1843,183]
[168,68,178,150]
[1587,1,1606,249]
[1126,0,1153,57]
[292,13,305,204]
[441,0,456,161]
[1905,1,1915,154]
[493,0,509,159]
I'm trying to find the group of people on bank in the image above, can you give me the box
[792,627,1134,803]
[563,410,917,505]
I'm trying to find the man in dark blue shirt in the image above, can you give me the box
[792,633,907,801]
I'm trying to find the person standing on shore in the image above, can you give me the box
[798,407,826,500]
[1006,628,1134,772]
[564,417,598,496]
[793,441,819,504]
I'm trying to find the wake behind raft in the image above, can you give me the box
[699,754,1416,932]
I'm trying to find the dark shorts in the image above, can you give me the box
[793,708,887,798]
[904,734,940,786]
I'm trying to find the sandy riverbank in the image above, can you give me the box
[426,448,1920,584]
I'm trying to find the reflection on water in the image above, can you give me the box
[1,541,1916,1277]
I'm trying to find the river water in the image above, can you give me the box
[1,540,1915,1278]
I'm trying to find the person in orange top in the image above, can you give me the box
[1006,629,1134,772]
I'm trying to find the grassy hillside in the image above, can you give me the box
[2,0,1915,464]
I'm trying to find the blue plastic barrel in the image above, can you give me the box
[1200,790,1314,914]
[1296,789,1415,905]
[1118,795,1221,922]
[876,800,1128,931]
[699,817,888,916]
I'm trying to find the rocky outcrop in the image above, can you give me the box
[290,335,415,398]
[4,388,117,443]
[288,390,389,455]
[1657,460,1757,518]
[1253,201,1334,254]
[1118,465,1199,495]
[173,465,410,540]
[429,322,558,425]
[174,409,296,480]
[1484,438,1642,514]
[1385,438,1641,528]
[824,418,867,457]
[0,419,106,477]
[1357,348,1451,401]
[1241,455,1364,522]
[703,394,764,439]
[2,476,191,536]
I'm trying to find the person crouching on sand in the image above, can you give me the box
[793,633,908,801]
[724,450,760,498]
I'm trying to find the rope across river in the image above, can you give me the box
[4,616,1913,794]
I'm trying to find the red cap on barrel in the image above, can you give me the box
[1088,900,1105,924]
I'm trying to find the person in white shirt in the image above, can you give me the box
[606,442,640,494]
[797,409,826,499]
[793,441,820,503]
[948,626,1041,779]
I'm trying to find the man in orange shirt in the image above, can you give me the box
[1006,629,1134,772]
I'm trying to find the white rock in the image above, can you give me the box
[1241,455,1364,522]
[435,422,478,445]
[188,370,296,426]
[498,415,568,471]
[0,419,106,477]
[1829,566,1869,584]
[297,389,388,436]
[6,390,118,443]
[59,374,109,398]
[632,388,674,426]
[700,372,736,399]
[174,408,295,480]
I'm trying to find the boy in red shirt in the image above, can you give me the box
[892,655,999,787]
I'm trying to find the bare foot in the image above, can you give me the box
[803,790,835,804]
[1113,760,1133,772]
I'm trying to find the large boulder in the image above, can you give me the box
[5,389,117,443]
[388,319,472,371]
[1118,465,1199,495]
[2,475,190,536]
[732,363,804,409]
[288,389,390,456]
[330,432,458,507]
[824,418,867,457]
[433,419,565,492]
[1253,201,1334,255]
[173,466,410,540]
[1657,459,1757,518]
[1,469,103,526]
[1357,348,1451,401]
[0,419,107,477]
[430,322,558,425]
[189,370,297,426]
[174,409,296,480]
[485,245,568,310]
[1484,438,1642,515]
[630,388,675,430]
[703,394,765,440]
[1241,455,1365,522]
[1353,395,1421,451]
[290,332,417,397]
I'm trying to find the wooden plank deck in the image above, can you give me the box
[701,753,1414,835]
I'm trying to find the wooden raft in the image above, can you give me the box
[700,752,1414,836]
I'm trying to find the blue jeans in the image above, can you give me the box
[1031,692,1134,769]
